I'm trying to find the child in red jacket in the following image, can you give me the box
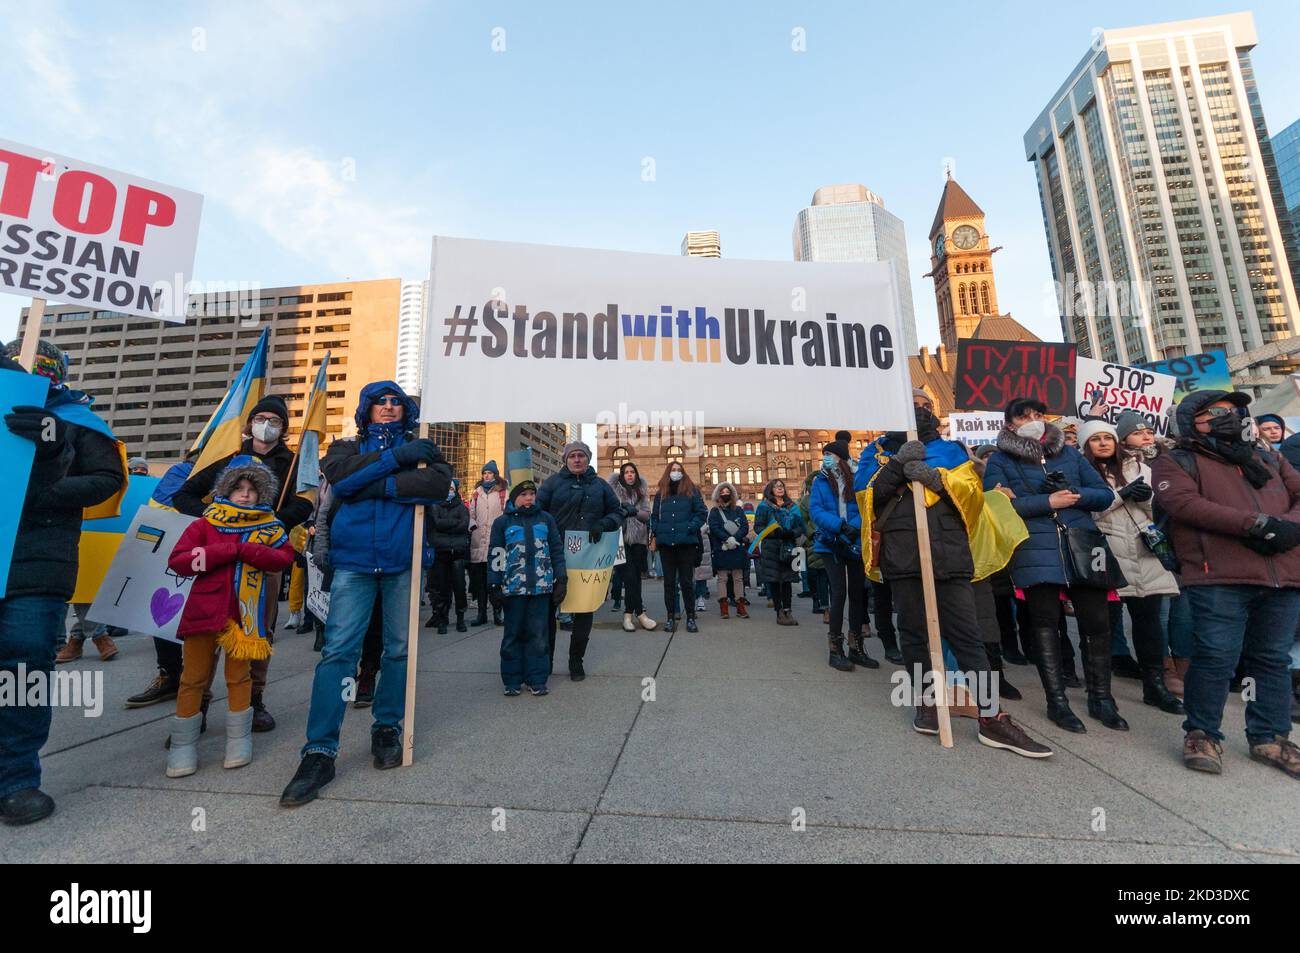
[164,458,294,777]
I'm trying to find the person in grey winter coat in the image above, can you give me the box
[608,463,657,632]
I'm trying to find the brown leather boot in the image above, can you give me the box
[55,639,84,664]
[735,598,749,619]
[92,634,119,661]
[718,598,729,619]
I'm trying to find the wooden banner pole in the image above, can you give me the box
[17,298,46,372]
[907,428,954,749]
[401,420,429,767]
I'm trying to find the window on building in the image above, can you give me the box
[777,465,787,480]
[755,467,763,484]
[958,284,968,314]
[666,444,684,463]
[279,295,314,305]
[317,291,352,302]
[981,282,991,313]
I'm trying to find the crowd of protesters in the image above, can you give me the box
[3,337,1298,826]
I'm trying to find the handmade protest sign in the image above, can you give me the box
[954,339,1077,414]
[559,530,621,614]
[421,237,914,431]
[86,505,198,642]
[1074,357,1178,437]
[614,527,626,567]
[304,550,330,621]
[1137,350,1232,404]
[0,139,202,320]
[71,475,161,604]
[0,371,50,591]
[948,411,1005,446]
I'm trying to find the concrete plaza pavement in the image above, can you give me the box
[6,581,1297,863]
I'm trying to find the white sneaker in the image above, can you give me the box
[637,612,658,631]
[695,597,707,612]
[622,613,636,632]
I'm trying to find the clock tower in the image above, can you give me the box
[927,175,1002,351]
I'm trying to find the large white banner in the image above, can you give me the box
[0,139,202,320]
[1075,357,1178,437]
[421,237,913,430]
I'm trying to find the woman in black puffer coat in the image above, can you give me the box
[650,461,708,633]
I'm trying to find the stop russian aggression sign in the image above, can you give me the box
[0,139,202,321]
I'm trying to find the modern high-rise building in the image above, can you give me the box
[681,230,721,258]
[20,279,403,464]
[395,279,427,395]
[1274,118,1300,291]
[1024,13,1300,369]
[792,184,918,354]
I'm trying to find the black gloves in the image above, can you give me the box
[621,502,638,518]
[1042,470,1072,493]
[392,438,439,467]
[588,527,603,544]
[1247,516,1300,554]
[1118,479,1153,503]
[5,405,66,458]
[551,578,568,606]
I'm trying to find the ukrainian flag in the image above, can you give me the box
[189,328,270,473]
[295,352,331,494]
[506,447,533,489]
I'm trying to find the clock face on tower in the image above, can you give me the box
[934,233,945,258]
[952,225,980,250]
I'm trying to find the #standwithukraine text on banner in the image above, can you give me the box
[421,237,914,431]
[0,138,202,320]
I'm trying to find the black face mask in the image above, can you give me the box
[915,407,940,440]
[720,494,731,503]
[1207,414,1246,443]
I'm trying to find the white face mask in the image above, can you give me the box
[1016,420,1046,440]
[670,471,683,482]
[251,420,282,443]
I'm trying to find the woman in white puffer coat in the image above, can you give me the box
[468,461,509,626]
[1078,418,1184,715]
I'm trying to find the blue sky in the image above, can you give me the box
[3,1,1299,352]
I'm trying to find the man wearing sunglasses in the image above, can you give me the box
[281,380,451,807]
[1152,390,1300,780]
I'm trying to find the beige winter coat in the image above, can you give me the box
[468,481,509,564]
[1093,452,1180,598]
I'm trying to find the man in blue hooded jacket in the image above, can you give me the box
[281,381,451,807]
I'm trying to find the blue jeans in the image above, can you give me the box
[303,569,412,759]
[0,596,67,797]
[501,595,551,689]
[1183,585,1300,744]
[1163,592,1194,657]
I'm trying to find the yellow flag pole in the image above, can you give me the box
[908,428,954,748]
[402,421,429,767]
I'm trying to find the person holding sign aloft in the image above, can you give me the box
[280,381,451,808]
[983,399,1127,734]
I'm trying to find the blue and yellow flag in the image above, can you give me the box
[190,328,270,474]
[506,447,533,489]
[855,437,1027,584]
[295,352,331,494]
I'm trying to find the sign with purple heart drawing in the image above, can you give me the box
[87,505,198,643]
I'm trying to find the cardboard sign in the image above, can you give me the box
[0,372,50,591]
[86,505,198,642]
[0,138,202,320]
[70,475,162,604]
[304,550,330,621]
[954,340,1077,414]
[1075,357,1178,437]
[614,526,626,567]
[948,412,1005,446]
[1137,351,1232,404]
[558,529,621,614]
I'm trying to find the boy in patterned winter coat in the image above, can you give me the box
[488,480,567,696]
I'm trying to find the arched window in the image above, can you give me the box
[709,466,719,484]
[755,467,763,484]
[666,444,684,463]
[958,284,968,314]
[747,467,755,484]
[777,464,787,480]
[729,467,741,484]
[612,447,630,470]
[981,282,991,314]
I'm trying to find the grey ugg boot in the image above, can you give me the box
[165,713,203,778]
[223,707,254,769]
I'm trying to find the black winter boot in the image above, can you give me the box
[1141,665,1184,714]
[1032,626,1084,732]
[492,606,504,626]
[828,634,854,672]
[846,629,879,669]
[1084,639,1129,731]
[985,643,1022,701]
[455,612,467,633]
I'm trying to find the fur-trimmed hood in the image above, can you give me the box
[213,456,279,504]
[996,423,1065,463]
[711,481,740,505]
[607,471,647,500]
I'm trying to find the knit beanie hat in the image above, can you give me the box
[247,394,289,427]
[823,440,850,461]
[1114,410,1152,443]
[562,440,592,463]
[511,479,537,503]
[1077,418,1118,448]
[6,338,68,386]
[482,459,500,476]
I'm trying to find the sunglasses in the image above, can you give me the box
[374,396,403,407]
[1199,406,1247,419]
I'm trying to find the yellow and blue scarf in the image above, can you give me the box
[203,497,287,660]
